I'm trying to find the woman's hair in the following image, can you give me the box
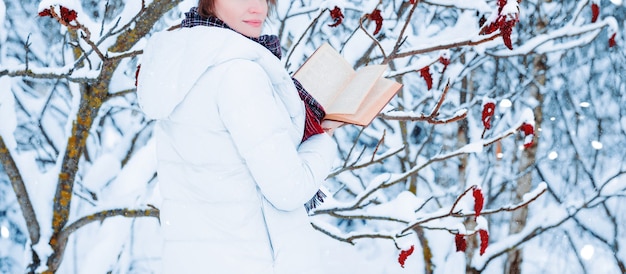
[197,0,277,18]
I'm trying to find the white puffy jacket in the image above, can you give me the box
[137,27,336,274]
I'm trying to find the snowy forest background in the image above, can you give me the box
[0,0,624,273]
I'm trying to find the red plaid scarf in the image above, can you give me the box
[181,8,327,211]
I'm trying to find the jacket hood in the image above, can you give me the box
[137,27,296,120]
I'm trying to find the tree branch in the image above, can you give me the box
[0,68,97,83]
[108,0,183,53]
[311,222,396,245]
[0,135,40,245]
[47,208,159,272]
[389,33,501,60]
[379,80,468,124]
[45,1,181,272]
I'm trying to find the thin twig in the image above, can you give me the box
[310,222,396,245]
[284,9,326,68]
[359,15,387,59]
[379,80,468,124]
[389,33,501,60]
[401,187,547,234]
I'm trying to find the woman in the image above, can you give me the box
[137,0,340,273]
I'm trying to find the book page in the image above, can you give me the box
[326,77,402,126]
[326,65,387,115]
[293,44,355,108]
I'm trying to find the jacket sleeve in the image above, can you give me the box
[216,59,336,211]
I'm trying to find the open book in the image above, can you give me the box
[293,43,403,126]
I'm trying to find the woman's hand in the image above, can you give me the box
[321,120,345,136]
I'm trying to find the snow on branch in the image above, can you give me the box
[471,178,618,269]
[0,135,40,246]
[490,17,619,57]
[1,1,148,83]
[595,170,626,203]
[312,107,538,241]
[422,0,491,12]
[0,65,99,83]
[60,207,159,238]
[473,166,625,270]
[379,80,468,124]
[311,221,397,245]
[328,142,405,178]
[39,4,107,60]
[401,183,547,234]
[389,33,502,61]
[321,144,507,213]
[311,182,547,252]
[46,207,159,271]
[4,1,181,272]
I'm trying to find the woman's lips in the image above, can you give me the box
[244,20,263,27]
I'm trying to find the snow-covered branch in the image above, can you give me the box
[47,208,159,272]
[0,66,99,83]
[0,135,40,245]
[472,175,619,270]
[490,17,619,57]
[311,182,547,250]
[379,80,468,124]
[403,183,547,234]
[317,118,528,214]
[390,33,501,60]
[311,221,397,245]
[328,142,404,178]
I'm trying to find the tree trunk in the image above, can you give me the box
[505,54,545,274]
[456,53,479,274]
[43,1,183,272]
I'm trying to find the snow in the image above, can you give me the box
[501,1,519,16]
[2,72,59,272]
[459,141,484,154]
[97,137,157,209]
[0,1,5,44]
[600,176,626,197]
[82,153,121,191]
[453,108,468,117]
[38,0,81,13]
[454,222,467,235]
[472,203,567,270]
[427,0,491,12]
[327,190,421,224]
[0,77,16,149]
[520,107,535,125]
[493,16,619,56]
[75,218,131,274]
[308,217,409,273]
[475,216,488,231]
[30,169,59,273]
[390,55,438,77]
